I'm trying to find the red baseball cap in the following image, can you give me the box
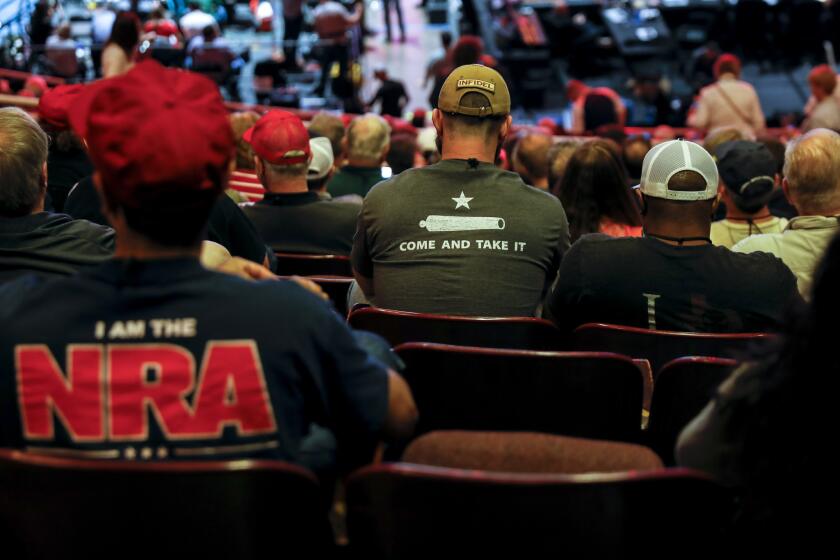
[38,84,84,130]
[243,110,310,165]
[68,60,233,209]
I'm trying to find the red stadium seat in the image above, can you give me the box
[281,275,353,316]
[394,343,644,442]
[348,307,565,350]
[647,357,738,465]
[572,322,774,374]
[0,450,332,558]
[346,463,732,558]
[274,252,353,276]
[402,430,663,473]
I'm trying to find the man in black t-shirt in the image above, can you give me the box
[368,69,409,118]
[352,65,570,316]
[0,61,417,469]
[545,139,801,333]
[242,113,360,255]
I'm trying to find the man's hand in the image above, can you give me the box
[289,275,329,301]
[216,257,277,280]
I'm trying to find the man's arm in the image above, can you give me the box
[686,90,709,130]
[749,86,766,133]
[384,369,418,439]
[353,267,375,297]
[350,198,376,297]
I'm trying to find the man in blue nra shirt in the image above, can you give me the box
[0,60,417,472]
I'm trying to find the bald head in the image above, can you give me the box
[783,129,840,215]
[513,132,552,188]
[344,114,391,166]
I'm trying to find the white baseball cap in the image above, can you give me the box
[307,137,334,180]
[635,139,719,201]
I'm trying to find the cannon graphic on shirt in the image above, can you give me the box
[419,215,506,232]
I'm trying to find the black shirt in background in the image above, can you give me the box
[372,79,408,117]
[46,149,94,213]
[545,234,801,333]
[64,177,270,265]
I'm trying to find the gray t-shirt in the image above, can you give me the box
[351,159,570,316]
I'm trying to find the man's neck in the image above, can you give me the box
[532,177,549,190]
[345,157,380,169]
[441,139,497,164]
[725,205,772,221]
[113,237,201,260]
[643,219,712,246]
[264,178,308,194]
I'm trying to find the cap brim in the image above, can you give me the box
[632,184,641,191]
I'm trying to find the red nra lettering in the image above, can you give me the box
[16,345,104,441]
[107,345,196,440]
[191,341,277,437]
[15,341,276,444]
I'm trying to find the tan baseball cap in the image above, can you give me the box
[437,64,511,117]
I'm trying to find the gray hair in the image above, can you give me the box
[783,128,840,214]
[346,114,391,161]
[0,107,48,217]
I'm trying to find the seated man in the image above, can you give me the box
[242,112,361,255]
[733,129,840,299]
[352,64,570,317]
[511,132,552,190]
[0,61,417,470]
[327,114,390,199]
[711,140,788,248]
[545,139,800,333]
[0,107,114,283]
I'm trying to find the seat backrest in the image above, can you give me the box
[274,252,353,276]
[647,357,737,465]
[394,343,643,442]
[0,450,330,558]
[403,430,662,473]
[347,463,731,558]
[348,307,564,350]
[572,322,772,374]
[281,275,352,316]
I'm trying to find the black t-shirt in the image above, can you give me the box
[242,191,361,255]
[0,258,389,466]
[64,177,270,264]
[46,149,94,213]
[373,79,408,117]
[545,234,801,333]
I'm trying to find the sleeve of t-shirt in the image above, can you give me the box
[207,194,269,264]
[543,240,586,332]
[312,305,390,443]
[350,197,374,278]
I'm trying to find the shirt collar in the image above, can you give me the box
[786,215,840,231]
[259,191,321,206]
[87,257,208,286]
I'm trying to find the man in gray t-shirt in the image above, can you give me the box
[351,65,570,317]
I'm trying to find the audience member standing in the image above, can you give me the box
[801,65,840,132]
[328,114,390,198]
[687,54,766,137]
[352,65,569,317]
[179,1,217,42]
[733,129,840,299]
[567,79,626,135]
[382,0,406,43]
[545,139,800,333]
[711,141,788,249]
[312,0,362,97]
[368,69,409,118]
[102,11,141,78]
[553,140,642,241]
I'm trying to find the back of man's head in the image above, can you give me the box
[345,114,391,165]
[716,140,777,214]
[714,53,741,79]
[808,65,837,98]
[68,60,233,247]
[245,110,312,188]
[308,113,345,162]
[387,133,419,175]
[624,136,652,183]
[637,139,719,227]
[229,111,260,169]
[512,132,552,185]
[547,140,580,190]
[783,129,840,215]
[0,107,48,218]
[435,64,511,151]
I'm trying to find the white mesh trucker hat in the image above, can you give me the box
[634,139,719,201]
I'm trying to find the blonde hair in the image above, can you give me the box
[0,107,48,217]
[229,111,260,169]
[783,129,840,214]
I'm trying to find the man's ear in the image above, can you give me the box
[380,142,390,164]
[782,177,794,206]
[500,114,513,140]
[431,108,443,133]
[254,157,266,183]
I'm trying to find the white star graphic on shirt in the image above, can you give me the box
[452,191,474,209]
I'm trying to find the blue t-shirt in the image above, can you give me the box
[0,258,388,464]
